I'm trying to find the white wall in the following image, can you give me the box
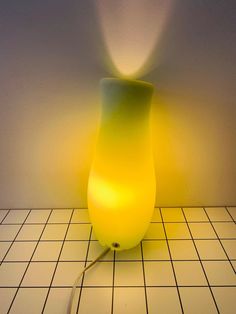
[0,0,235,208]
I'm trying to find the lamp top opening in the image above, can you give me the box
[100,77,154,91]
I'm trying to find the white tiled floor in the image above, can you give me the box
[0,207,235,314]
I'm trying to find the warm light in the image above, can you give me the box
[96,0,173,78]
[88,78,156,250]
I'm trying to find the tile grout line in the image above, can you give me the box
[181,207,220,313]
[76,225,93,313]
[203,207,236,274]
[41,209,74,313]
[1,220,235,226]
[1,284,236,289]
[159,208,184,314]
[1,237,235,244]
[1,258,235,264]
[140,241,149,314]
[0,205,235,210]
[7,209,53,314]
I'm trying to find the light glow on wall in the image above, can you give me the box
[96,0,173,78]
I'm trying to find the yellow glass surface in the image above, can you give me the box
[88,78,156,250]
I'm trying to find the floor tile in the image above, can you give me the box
[52,261,84,287]
[226,207,236,221]
[25,210,51,224]
[21,262,56,287]
[173,261,207,286]
[202,261,236,286]
[161,208,185,222]
[71,209,90,223]
[115,262,143,286]
[0,225,21,241]
[79,287,112,314]
[221,240,236,259]
[183,208,208,222]
[231,261,236,272]
[151,208,162,222]
[212,287,236,314]
[165,223,191,239]
[144,261,175,286]
[179,287,217,314]
[83,261,113,286]
[66,224,91,240]
[48,209,72,223]
[41,224,68,240]
[212,222,236,238]
[188,223,217,239]
[0,287,17,313]
[0,262,28,287]
[142,240,170,260]
[195,240,227,260]
[60,241,87,261]
[113,287,146,314]
[0,241,12,261]
[0,210,9,223]
[9,288,48,314]
[91,229,98,240]
[87,241,114,261]
[43,287,72,314]
[2,210,30,224]
[5,241,37,261]
[16,225,44,241]
[115,244,142,261]
[205,207,232,221]
[147,287,182,314]
[169,240,198,260]
[144,223,166,239]
[32,241,63,261]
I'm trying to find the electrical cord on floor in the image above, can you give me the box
[68,246,111,314]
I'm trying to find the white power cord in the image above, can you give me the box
[68,247,111,314]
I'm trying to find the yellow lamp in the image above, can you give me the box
[88,78,156,250]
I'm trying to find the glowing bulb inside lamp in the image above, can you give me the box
[88,78,156,250]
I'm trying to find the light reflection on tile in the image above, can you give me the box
[165,223,191,239]
[142,240,169,260]
[161,208,185,222]
[169,240,198,260]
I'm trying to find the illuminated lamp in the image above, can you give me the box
[88,78,156,250]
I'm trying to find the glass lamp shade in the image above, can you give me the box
[88,78,156,250]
